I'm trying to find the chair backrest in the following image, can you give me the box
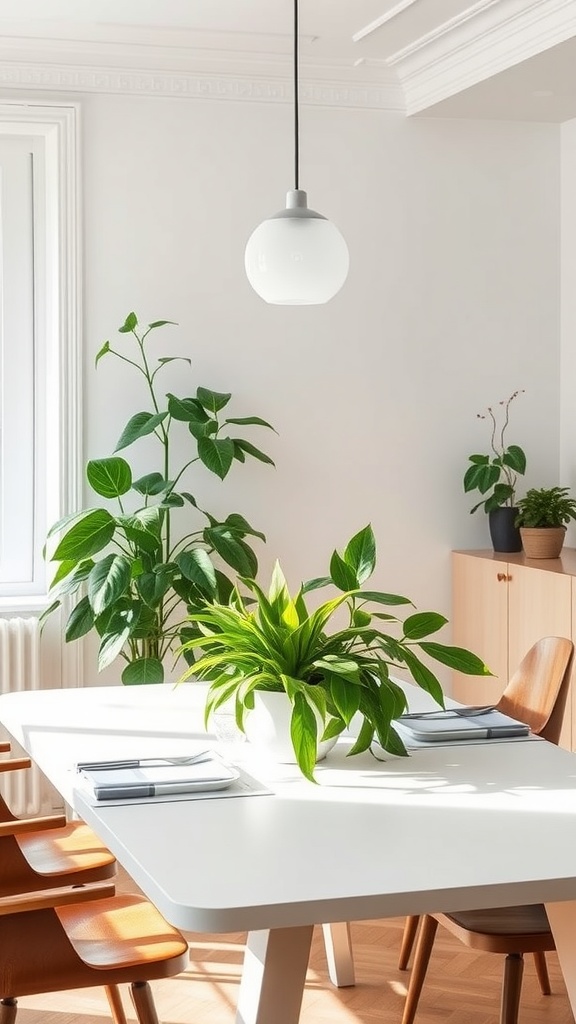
[496,636,574,745]
[0,757,31,822]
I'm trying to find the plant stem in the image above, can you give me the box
[168,530,205,560]
[106,349,145,376]
[131,326,172,636]
[169,457,200,492]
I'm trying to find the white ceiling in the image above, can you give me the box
[0,0,575,121]
[0,1,493,60]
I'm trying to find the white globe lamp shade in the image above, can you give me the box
[245,190,349,305]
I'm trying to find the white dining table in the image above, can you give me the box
[2,681,576,1024]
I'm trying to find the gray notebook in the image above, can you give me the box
[76,757,239,800]
[397,709,530,742]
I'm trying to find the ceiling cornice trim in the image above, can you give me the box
[386,0,576,115]
[352,0,422,43]
[0,58,404,112]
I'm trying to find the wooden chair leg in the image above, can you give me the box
[130,981,159,1024]
[0,999,17,1024]
[401,916,439,1024]
[106,985,129,1024]
[501,953,524,1024]
[399,915,421,970]
[533,952,551,996]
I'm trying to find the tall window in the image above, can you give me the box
[0,105,80,608]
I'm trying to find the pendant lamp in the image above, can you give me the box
[244,0,349,305]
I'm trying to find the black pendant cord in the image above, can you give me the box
[293,0,299,190]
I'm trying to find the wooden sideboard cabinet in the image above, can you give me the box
[452,549,576,751]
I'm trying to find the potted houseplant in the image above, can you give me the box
[515,487,576,559]
[180,524,490,782]
[463,390,526,553]
[42,313,275,683]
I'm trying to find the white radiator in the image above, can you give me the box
[0,616,52,815]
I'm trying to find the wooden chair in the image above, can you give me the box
[0,754,116,896]
[322,636,575,989]
[399,635,574,1024]
[0,880,189,1024]
[398,635,574,971]
[402,907,554,1024]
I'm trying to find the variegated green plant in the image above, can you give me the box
[43,313,275,684]
[181,524,490,781]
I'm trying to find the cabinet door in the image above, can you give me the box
[451,552,509,705]
[507,564,572,672]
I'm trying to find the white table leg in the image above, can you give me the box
[322,922,356,987]
[236,925,314,1024]
[545,901,576,1013]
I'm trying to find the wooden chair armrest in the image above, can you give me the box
[0,881,116,916]
[0,813,67,838]
[0,741,10,752]
[0,757,32,773]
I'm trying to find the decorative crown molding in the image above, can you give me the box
[0,52,404,112]
[387,0,576,115]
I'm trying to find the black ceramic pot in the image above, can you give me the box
[488,507,522,553]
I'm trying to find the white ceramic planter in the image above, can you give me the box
[244,689,337,763]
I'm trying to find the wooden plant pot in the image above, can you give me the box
[520,526,566,559]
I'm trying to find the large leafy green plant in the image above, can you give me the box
[181,524,490,781]
[43,313,275,684]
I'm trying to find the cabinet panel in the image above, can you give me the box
[507,563,571,673]
[451,552,508,705]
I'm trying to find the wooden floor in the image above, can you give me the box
[14,867,575,1024]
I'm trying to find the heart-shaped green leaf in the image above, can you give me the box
[122,658,165,684]
[88,553,132,615]
[52,510,116,561]
[87,457,132,498]
[115,411,167,452]
[175,549,217,595]
[198,436,235,479]
[196,387,231,413]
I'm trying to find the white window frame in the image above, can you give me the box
[0,103,81,612]
[0,138,36,585]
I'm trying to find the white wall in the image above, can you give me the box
[69,93,560,681]
[560,118,576,546]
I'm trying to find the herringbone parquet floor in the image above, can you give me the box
[13,867,575,1024]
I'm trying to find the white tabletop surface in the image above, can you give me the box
[3,682,576,934]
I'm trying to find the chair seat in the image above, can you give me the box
[438,905,554,955]
[56,893,189,972]
[18,821,116,878]
[0,884,190,1024]
[1,891,190,999]
[446,904,550,937]
[0,757,116,892]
